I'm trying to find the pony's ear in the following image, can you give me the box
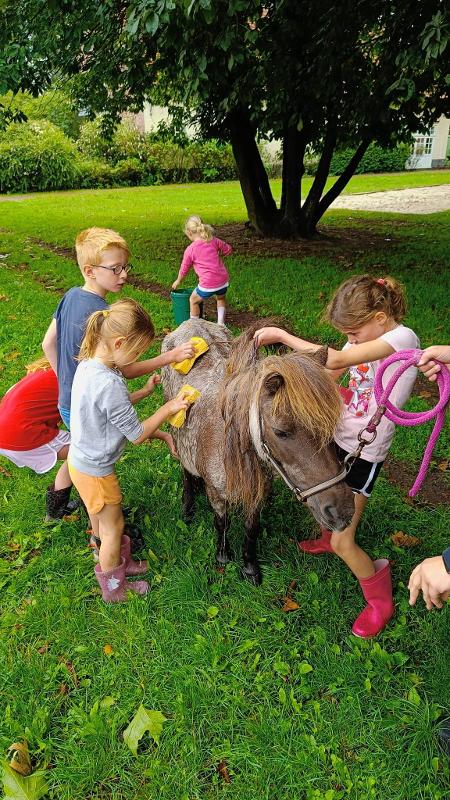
[263,372,284,395]
[312,346,328,367]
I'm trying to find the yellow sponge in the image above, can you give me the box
[171,336,209,375]
[167,384,201,428]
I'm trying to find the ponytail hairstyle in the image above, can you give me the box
[25,357,51,373]
[184,215,214,242]
[325,274,407,329]
[78,299,155,363]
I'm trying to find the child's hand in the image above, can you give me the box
[165,392,190,417]
[158,431,179,459]
[172,279,181,290]
[172,341,195,363]
[145,374,161,394]
[254,327,285,347]
[418,345,450,381]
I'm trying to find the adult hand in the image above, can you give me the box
[253,327,285,347]
[408,555,450,610]
[417,345,450,382]
[172,341,195,362]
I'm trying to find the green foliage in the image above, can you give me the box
[0,89,80,138]
[0,119,79,192]
[330,143,413,176]
[0,183,448,798]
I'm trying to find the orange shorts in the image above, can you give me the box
[68,462,123,515]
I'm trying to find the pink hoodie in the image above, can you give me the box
[178,237,232,290]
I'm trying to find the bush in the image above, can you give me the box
[0,120,79,192]
[329,142,412,175]
[74,158,116,189]
[0,90,81,139]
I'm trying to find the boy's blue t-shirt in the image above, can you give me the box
[54,286,108,410]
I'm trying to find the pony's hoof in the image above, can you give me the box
[241,565,262,586]
[216,548,232,565]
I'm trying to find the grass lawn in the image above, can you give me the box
[0,173,449,799]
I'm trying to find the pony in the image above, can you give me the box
[162,319,354,584]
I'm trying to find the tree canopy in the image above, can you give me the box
[1,0,449,236]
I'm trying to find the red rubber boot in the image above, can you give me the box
[94,557,149,603]
[121,534,148,576]
[298,528,333,554]
[352,559,394,638]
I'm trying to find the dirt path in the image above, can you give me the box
[331,184,450,214]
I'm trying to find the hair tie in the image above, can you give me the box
[376,278,386,286]
[102,310,110,318]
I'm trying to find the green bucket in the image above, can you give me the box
[170,288,194,325]
[170,288,203,325]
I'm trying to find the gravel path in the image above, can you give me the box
[331,183,450,214]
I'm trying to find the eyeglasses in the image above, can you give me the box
[94,263,133,276]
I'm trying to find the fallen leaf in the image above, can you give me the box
[418,390,432,399]
[5,351,21,362]
[57,683,69,697]
[103,644,114,657]
[36,643,49,655]
[62,513,78,522]
[1,762,48,800]
[0,294,9,301]
[437,460,449,472]
[123,706,167,756]
[282,597,300,613]
[0,465,12,478]
[217,759,231,784]
[390,531,421,548]
[58,658,78,687]
[6,743,31,776]
[287,580,297,593]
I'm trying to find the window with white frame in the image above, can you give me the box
[413,136,433,156]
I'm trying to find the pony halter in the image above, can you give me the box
[257,413,348,502]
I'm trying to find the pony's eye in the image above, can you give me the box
[274,429,291,439]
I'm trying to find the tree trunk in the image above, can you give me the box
[228,107,278,235]
[278,125,307,237]
[299,119,337,237]
[315,137,372,221]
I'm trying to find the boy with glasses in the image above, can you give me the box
[41,226,193,518]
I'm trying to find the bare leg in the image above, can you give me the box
[189,291,203,318]
[241,509,262,585]
[54,445,72,490]
[91,503,125,572]
[330,493,375,580]
[216,296,226,326]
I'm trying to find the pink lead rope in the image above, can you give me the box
[371,349,450,497]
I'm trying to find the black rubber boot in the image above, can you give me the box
[45,484,75,522]
[438,719,450,757]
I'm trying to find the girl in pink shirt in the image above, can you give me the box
[172,215,232,326]
[254,275,420,639]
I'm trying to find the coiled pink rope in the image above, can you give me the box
[373,349,450,496]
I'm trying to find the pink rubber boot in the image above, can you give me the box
[352,559,394,638]
[121,534,148,576]
[94,557,149,603]
[298,528,333,554]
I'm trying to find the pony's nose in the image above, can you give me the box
[322,503,352,532]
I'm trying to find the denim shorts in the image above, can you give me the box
[195,285,228,299]
[59,406,71,430]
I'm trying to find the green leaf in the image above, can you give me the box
[207,605,219,619]
[407,687,421,706]
[2,763,49,800]
[298,662,313,675]
[278,686,286,704]
[123,706,167,756]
